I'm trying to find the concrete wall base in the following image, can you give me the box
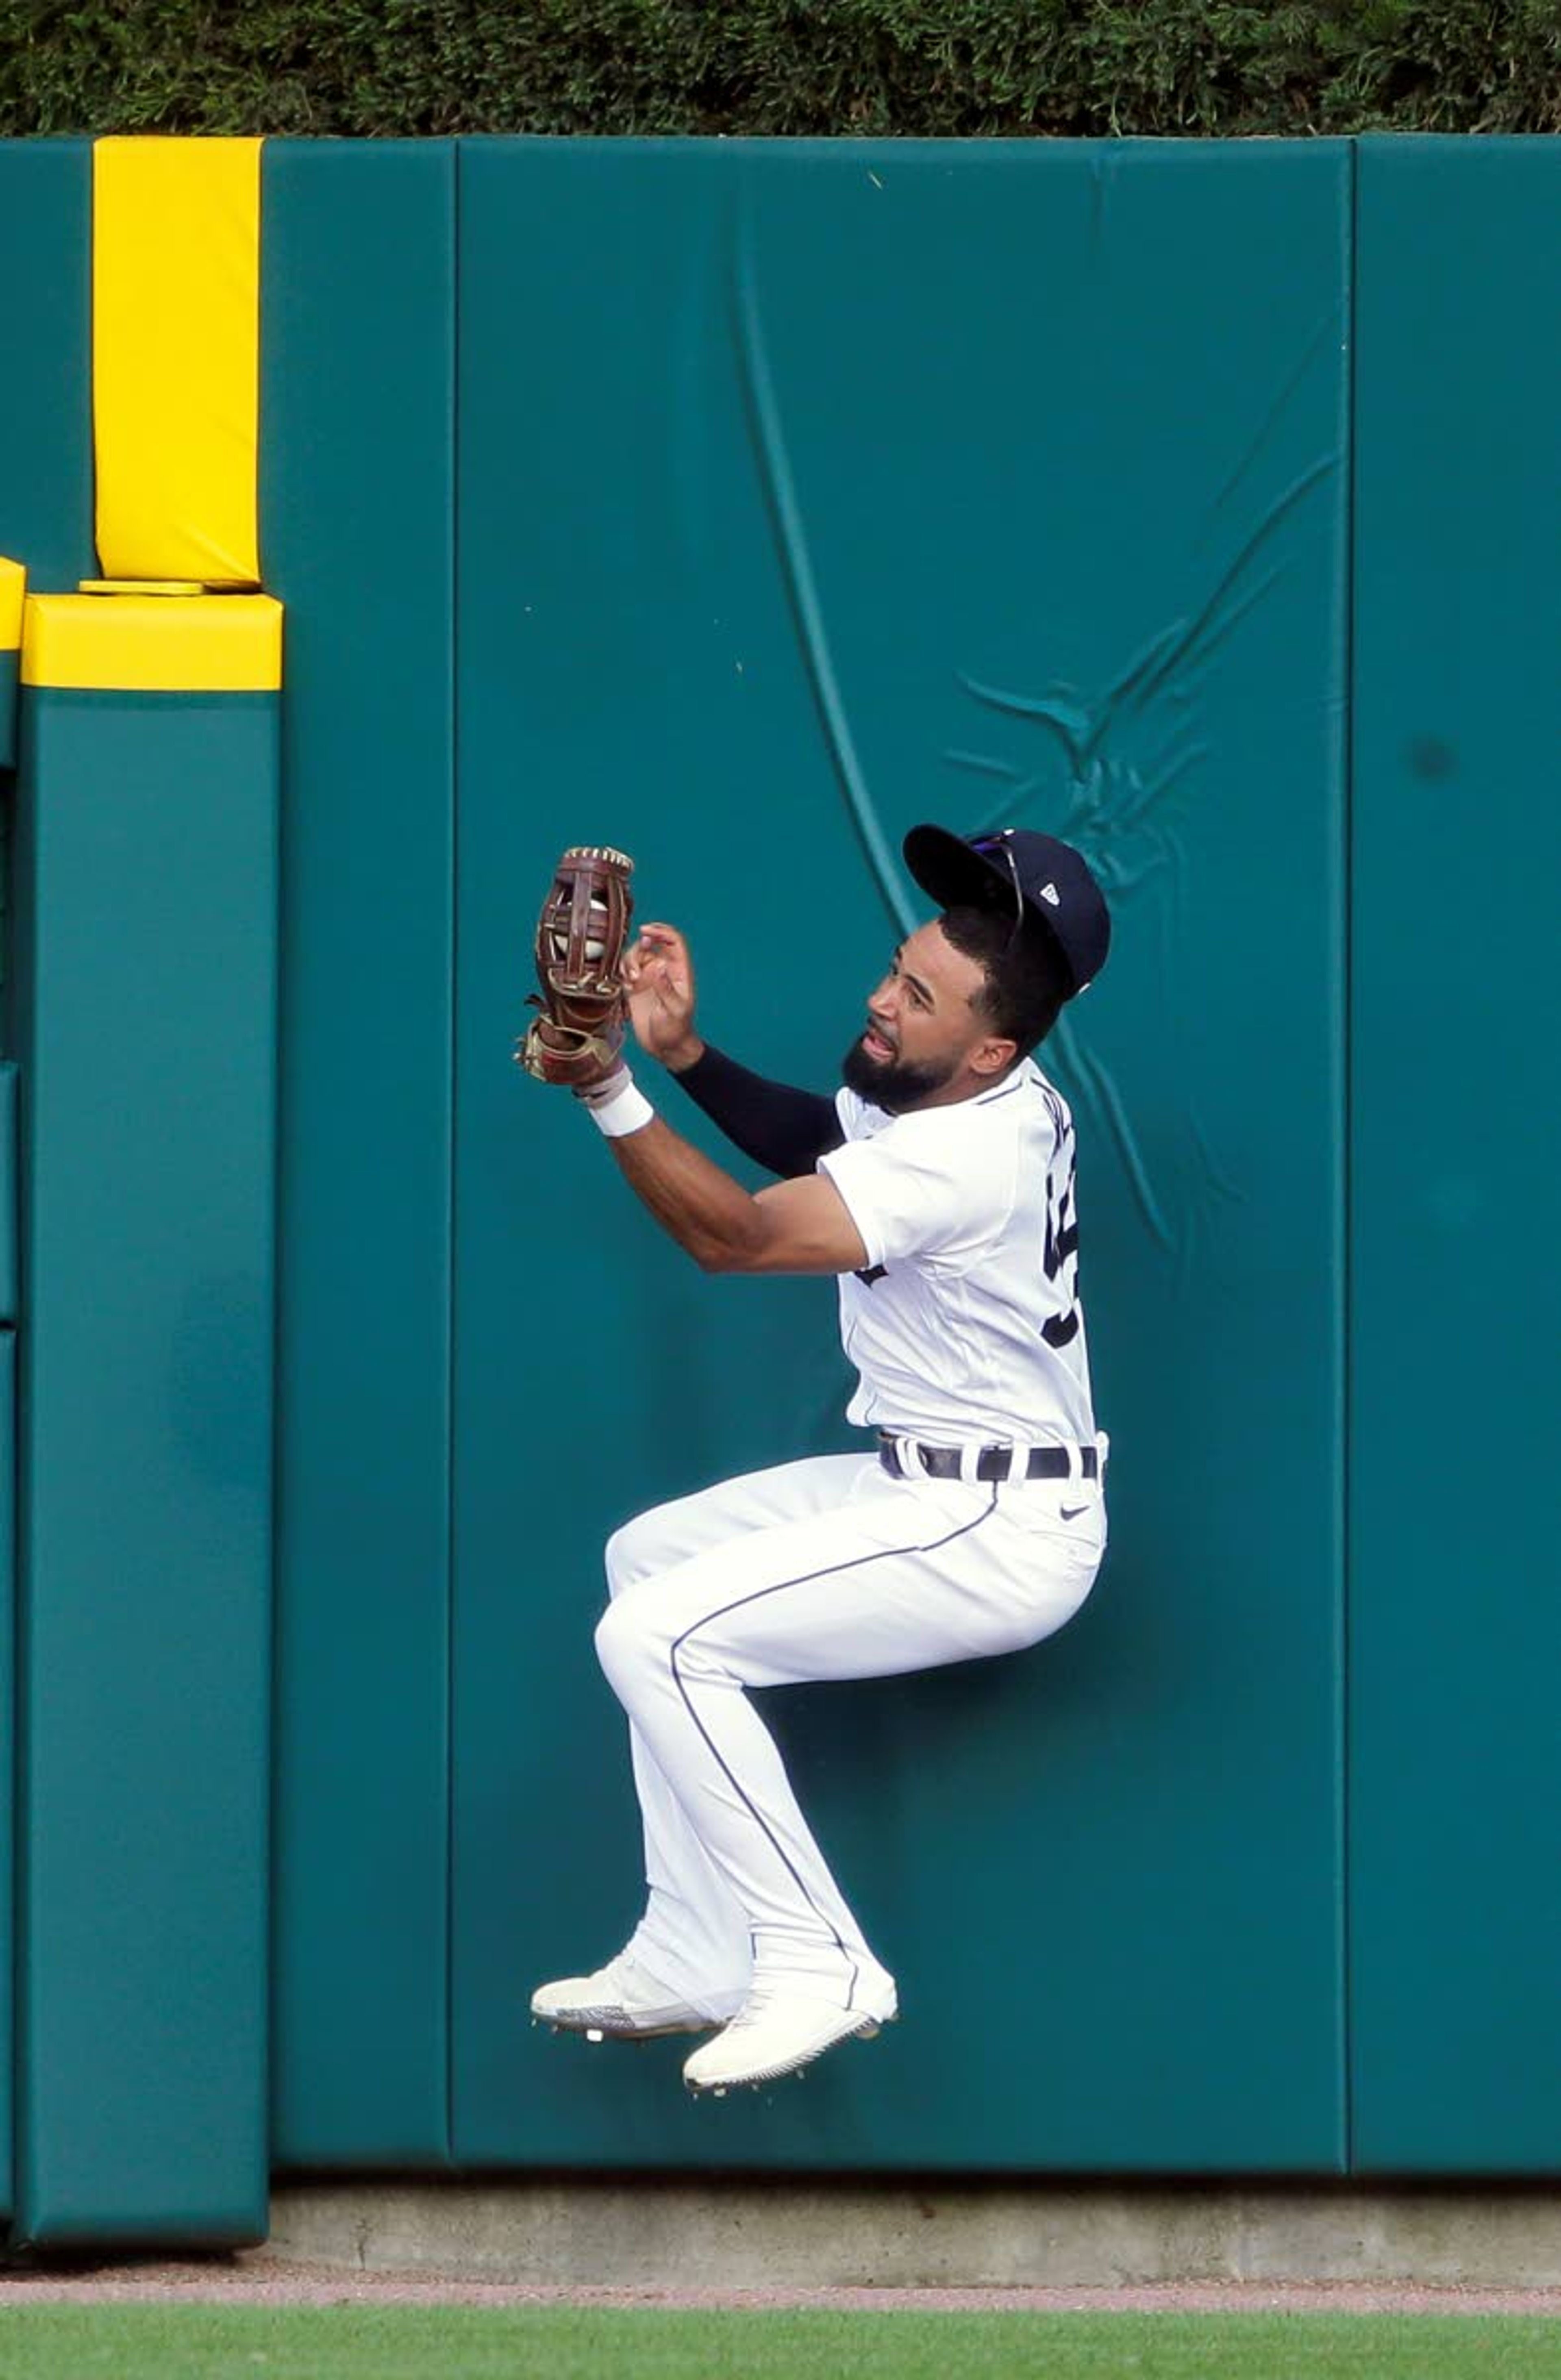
[265,2179,1561,2291]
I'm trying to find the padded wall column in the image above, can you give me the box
[13,596,280,2243]
[0,1321,12,2219]
[0,556,20,2229]
[93,138,262,586]
[1349,135,1561,2174]
[0,141,95,589]
[261,140,455,2167]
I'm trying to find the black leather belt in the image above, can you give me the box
[878,1433,1099,1484]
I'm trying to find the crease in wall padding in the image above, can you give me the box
[22,594,282,693]
[0,556,23,768]
[93,137,263,586]
[78,578,205,596]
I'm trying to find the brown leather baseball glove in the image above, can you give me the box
[516,844,635,1088]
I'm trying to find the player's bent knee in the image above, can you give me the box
[594,1593,668,1695]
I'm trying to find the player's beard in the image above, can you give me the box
[840,1032,959,1113]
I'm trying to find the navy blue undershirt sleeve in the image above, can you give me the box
[672,1044,844,1178]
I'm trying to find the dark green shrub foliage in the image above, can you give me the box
[2,0,1558,136]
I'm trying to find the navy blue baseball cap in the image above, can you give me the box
[903,824,1111,996]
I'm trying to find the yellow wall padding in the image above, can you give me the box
[22,596,283,692]
[93,138,263,585]
[0,558,24,651]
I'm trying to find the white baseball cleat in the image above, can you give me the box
[682,1984,897,2095]
[530,1952,720,2041]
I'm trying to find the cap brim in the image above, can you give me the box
[903,824,1017,917]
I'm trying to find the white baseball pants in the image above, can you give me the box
[594,1449,1106,2021]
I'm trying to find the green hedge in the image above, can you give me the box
[3,0,1559,137]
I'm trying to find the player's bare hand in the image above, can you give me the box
[623,922,705,1073]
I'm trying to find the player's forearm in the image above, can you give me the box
[672,1043,843,1179]
[606,1115,767,1274]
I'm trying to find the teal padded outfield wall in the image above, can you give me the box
[11,685,277,2244]
[0,144,95,591]
[0,135,1554,2239]
[260,139,456,2175]
[1348,139,1561,2175]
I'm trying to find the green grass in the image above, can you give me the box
[0,2308,1558,2380]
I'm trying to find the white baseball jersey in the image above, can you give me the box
[572,1057,1109,2039]
[817,1057,1097,1448]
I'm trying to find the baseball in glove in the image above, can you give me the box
[516,844,635,1089]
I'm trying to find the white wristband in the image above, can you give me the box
[584,1076,655,1139]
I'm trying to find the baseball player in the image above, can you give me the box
[526,824,1111,2095]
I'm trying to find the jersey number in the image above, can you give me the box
[1041,1148,1081,1349]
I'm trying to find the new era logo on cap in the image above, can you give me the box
[1039,883,1060,906]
